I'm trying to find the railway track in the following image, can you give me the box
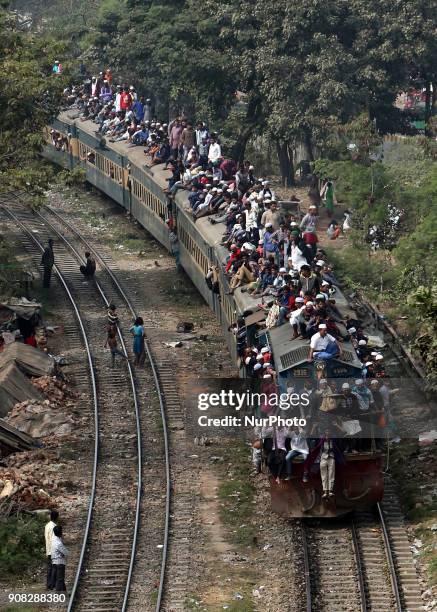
[0,194,173,611]
[2,191,425,610]
[301,489,423,611]
[40,202,194,611]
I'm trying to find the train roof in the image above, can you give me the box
[267,325,362,373]
[57,111,364,375]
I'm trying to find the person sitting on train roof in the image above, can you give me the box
[298,264,320,296]
[321,264,339,286]
[151,139,170,166]
[228,256,255,292]
[130,123,149,147]
[288,299,312,338]
[308,323,342,361]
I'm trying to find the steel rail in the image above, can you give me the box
[21,204,142,612]
[41,203,171,611]
[0,202,100,610]
[350,520,368,612]
[377,502,403,611]
[300,521,312,612]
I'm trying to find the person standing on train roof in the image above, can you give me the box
[99,80,112,104]
[300,205,319,258]
[261,201,281,231]
[208,136,222,164]
[143,98,152,122]
[169,118,183,160]
[132,95,144,122]
[195,121,209,146]
[115,85,122,113]
[41,238,54,289]
[308,323,342,361]
[120,87,132,112]
[181,123,196,160]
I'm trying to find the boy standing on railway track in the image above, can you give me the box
[104,329,128,367]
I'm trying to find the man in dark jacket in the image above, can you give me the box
[41,239,54,288]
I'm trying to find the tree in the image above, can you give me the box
[0,2,65,196]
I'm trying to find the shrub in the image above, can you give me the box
[0,516,45,576]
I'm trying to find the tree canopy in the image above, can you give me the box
[0,2,65,195]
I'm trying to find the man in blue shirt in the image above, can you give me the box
[132,96,145,123]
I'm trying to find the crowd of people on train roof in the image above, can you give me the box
[61,70,399,479]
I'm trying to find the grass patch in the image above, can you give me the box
[217,441,256,547]
[0,515,45,577]
[150,588,158,605]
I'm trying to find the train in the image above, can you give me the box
[42,113,383,518]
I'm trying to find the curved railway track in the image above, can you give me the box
[1,191,425,611]
[0,193,172,611]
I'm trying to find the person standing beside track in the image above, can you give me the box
[44,509,58,590]
[51,525,69,592]
[129,316,145,366]
[41,238,54,288]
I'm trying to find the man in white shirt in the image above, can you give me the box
[45,509,58,589]
[208,137,222,163]
[308,323,341,361]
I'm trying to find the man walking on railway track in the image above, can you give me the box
[41,238,54,288]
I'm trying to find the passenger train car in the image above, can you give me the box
[43,113,383,518]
